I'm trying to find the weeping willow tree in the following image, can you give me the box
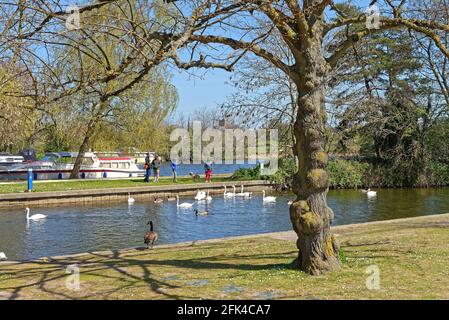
[0,65,35,151]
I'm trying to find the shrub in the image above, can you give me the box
[231,165,261,180]
[328,159,370,189]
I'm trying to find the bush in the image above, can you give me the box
[428,161,449,187]
[328,159,370,189]
[268,157,296,190]
[231,165,261,180]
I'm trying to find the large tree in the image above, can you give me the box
[149,0,449,275]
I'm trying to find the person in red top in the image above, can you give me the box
[204,162,212,183]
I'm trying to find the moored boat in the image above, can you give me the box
[0,152,142,181]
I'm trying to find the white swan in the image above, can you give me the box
[128,193,135,204]
[288,200,293,205]
[236,185,252,198]
[26,208,47,221]
[0,252,7,261]
[223,185,234,198]
[367,189,377,197]
[176,195,194,208]
[194,190,206,201]
[262,190,277,202]
[206,190,212,202]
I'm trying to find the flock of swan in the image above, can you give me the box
[176,185,277,210]
[0,185,379,261]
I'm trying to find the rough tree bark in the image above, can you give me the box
[69,100,107,179]
[289,17,340,275]
[69,119,96,179]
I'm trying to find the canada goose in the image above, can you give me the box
[194,209,209,216]
[176,195,194,208]
[223,185,234,198]
[205,190,212,202]
[367,189,377,197]
[236,185,252,197]
[128,193,135,204]
[144,221,158,249]
[194,190,206,201]
[26,208,47,221]
[153,198,164,204]
[262,190,276,202]
[0,252,7,261]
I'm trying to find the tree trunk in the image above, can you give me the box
[69,121,96,179]
[289,22,341,275]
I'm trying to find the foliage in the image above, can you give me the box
[328,160,370,189]
[231,164,261,180]
[268,157,297,189]
[0,66,35,151]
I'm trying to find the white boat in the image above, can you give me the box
[0,153,24,168]
[0,152,142,181]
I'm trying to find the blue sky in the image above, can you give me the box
[170,0,374,117]
[171,68,237,116]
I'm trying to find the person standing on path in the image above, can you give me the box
[152,156,161,182]
[171,160,178,182]
[204,162,212,183]
[144,152,152,182]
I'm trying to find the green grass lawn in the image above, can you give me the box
[0,176,237,194]
[1,214,448,299]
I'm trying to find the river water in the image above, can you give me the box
[1,188,449,260]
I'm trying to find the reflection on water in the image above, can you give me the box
[1,188,449,260]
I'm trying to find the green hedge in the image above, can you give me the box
[328,159,370,189]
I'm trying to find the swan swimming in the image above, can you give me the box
[236,185,252,198]
[128,193,135,204]
[176,195,194,208]
[205,190,212,202]
[367,189,377,197]
[262,190,276,202]
[194,190,207,201]
[223,185,234,198]
[0,252,7,261]
[26,208,47,221]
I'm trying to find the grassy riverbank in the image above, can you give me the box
[0,175,236,194]
[1,214,448,299]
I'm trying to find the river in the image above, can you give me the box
[1,188,448,260]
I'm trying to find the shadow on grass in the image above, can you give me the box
[0,246,296,300]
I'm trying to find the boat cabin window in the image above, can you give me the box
[118,162,130,169]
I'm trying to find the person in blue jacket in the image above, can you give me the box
[170,160,178,182]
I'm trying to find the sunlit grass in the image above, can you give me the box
[0,176,240,194]
[1,215,448,299]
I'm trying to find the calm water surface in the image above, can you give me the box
[1,188,449,260]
